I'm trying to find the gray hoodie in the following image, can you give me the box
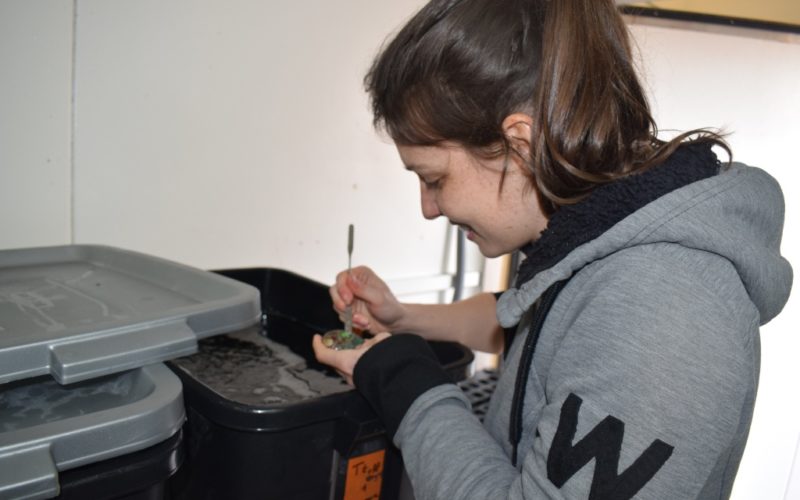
[377,161,792,499]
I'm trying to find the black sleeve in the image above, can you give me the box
[353,334,452,439]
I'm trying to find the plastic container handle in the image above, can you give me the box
[49,319,197,384]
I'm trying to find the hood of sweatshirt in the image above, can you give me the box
[497,148,793,328]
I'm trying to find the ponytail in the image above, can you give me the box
[530,0,728,214]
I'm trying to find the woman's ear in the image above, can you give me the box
[502,113,534,162]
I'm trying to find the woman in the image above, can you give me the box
[313,0,793,498]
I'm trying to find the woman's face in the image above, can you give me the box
[396,142,548,258]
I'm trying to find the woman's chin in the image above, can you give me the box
[475,243,505,259]
[474,238,522,259]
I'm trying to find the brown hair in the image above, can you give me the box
[365,0,729,215]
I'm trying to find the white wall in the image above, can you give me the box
[75,0,481,290]
[626,19,800,499]
[0,1,73,248]
[1,2,798,496]
[2,0,486,293]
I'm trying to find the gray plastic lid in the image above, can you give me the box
[0,363,185,499]
[0,244,261,384]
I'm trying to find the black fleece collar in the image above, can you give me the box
[515,143,721,288]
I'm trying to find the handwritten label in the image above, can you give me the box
[344,449,385,500]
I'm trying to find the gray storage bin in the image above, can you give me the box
[0,245,261,385]
[0,245,262,499]
[0,364,183,499]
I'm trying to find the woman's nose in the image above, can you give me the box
[420,185,441,220]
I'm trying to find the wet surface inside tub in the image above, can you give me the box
[171,326,350,406]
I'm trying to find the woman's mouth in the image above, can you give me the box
[459,225,476,240]
[450,220,476,240]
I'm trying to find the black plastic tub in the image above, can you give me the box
[167,268,473,500]
[55,429,184,500]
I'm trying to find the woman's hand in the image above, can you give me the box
[330,266,405,333]
[312,332,391,385]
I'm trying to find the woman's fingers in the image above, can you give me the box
[329,284,346,311]
[312,332,391,386]
[352,312,371,330]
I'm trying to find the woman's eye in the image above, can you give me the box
[422,178,440,189]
